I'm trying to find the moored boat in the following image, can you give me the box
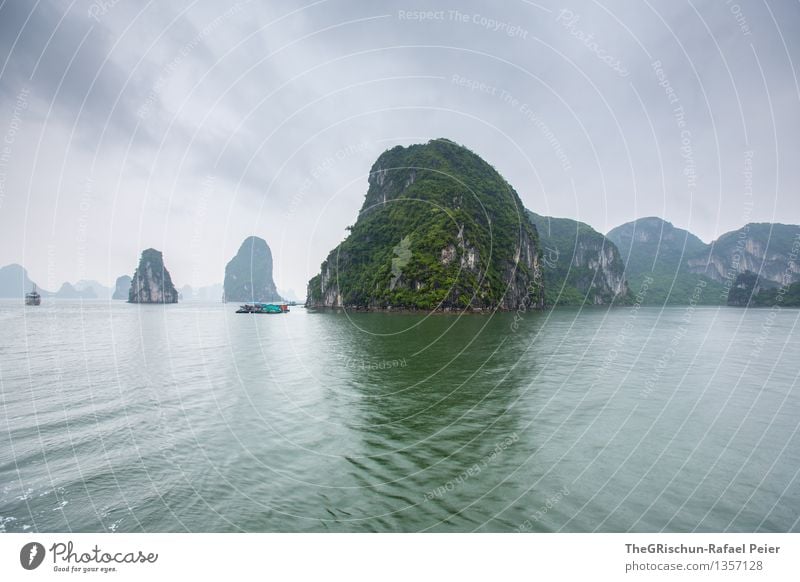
[235,303,289,314]
[25,284,41,306]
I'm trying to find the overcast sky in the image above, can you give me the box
[0,0,798,296]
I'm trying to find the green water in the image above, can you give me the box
[1,301,798,532]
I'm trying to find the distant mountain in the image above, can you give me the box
[688,223,800,289]
[0,264,41,297]
[0,264,113,300]
[608,218,800,305]
[224,237,282,303]
[200,283,224,302]
[112,275,132,300]
[128,249,179,303]
[74,280,112,300]
[607,218,727,304]
[55,282,97,299]
[180,283,224,302]
[278,288,302,302]
[608,217,707,273]
[527,211,628,306]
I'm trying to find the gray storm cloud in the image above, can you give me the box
[0,0,797,295]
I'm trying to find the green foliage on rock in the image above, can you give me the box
[726,271,760,307]
[608,218,800,305]
[755,281,800,307]
[607,217,727,304]
[727,270,800,307]
[307,139,543,311]
[527,211,628,306]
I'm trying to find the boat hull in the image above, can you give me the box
[235,303,289,314]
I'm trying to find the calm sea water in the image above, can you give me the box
[1,300,798,532]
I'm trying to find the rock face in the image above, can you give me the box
[688,223,800,287]
[128,249,178,303]
[607,217,726,304]
[755,281,800,307]
[727,270,800,307]
[608,216,708,275]
[528,211,628,305]
[306,139,544,311]
[726,271,760,307]
[112,275,132,300]
[608,218,800,305]
[224,236,281,303]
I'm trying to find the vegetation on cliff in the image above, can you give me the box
[307,139,543,311]
[693,223,800,286]
[727,270,800,307]
[608,218,800,305]
[607,217,726,304]
[752,281,800,307]
[527,211,628,306]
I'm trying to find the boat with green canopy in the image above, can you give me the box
[235,303,289,314]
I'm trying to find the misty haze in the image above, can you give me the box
[0,0,798,537]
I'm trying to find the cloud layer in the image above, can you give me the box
[0,0,798,295]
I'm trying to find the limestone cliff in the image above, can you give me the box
[607,217,726,304]
[726,271,761,307]
[223,236,282,303]
[528,211,628,305]
[306,139,544,311]
[128,249,178,303]
[112,275,132,300]
[608,218,800,304]
[688,223,800,287]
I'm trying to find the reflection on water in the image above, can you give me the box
[0,301,798,532]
